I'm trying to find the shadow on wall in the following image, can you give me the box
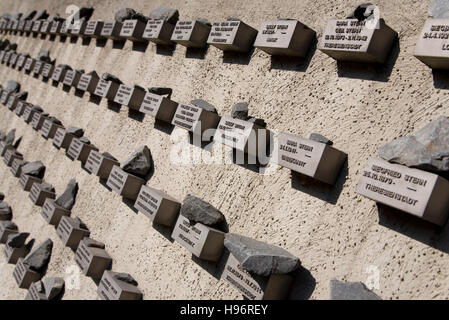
[336,38,400,82]
[222,46,255,66]
[291,159,348,205]
[377,203,449,254]
[270,38,317,73]
[432,69,449,90]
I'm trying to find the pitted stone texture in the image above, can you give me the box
[55,179,78,210]
[180,195,224,226]
[330,280,382,300]
[23,239,53,272]
[121,146,152,178]
[115,8,136,22]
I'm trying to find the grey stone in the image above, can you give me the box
[1,221,17,230]
[0,202,12,220]
[346,3,375,21]
[180,194,224,226]
[196,18,211,26]
[47,117,62,125]
[34,10,49,21]
[102,73,122,84]
[23,11,36,21]
[2,13,11,20]
[131,13,148,23]
[121,146,152,178]
[247,117,267,128]
[66,127,84,137]
[309,133,333,145]
[43,277,64,300]
[23,239,53,272]
[114,273,138,286]
[32,105,43,112]
[224,233,301,276]
[148,6,179,25]
[0,40,10,50]
[37,49,50,63]
[148,87,172,98]
[190,99,217,114]
[39,182,55,193]
[429,0,449,18]
[79,137,90,144]
[73,217,89,230]
[13,137,21,149]
[6,81,20,94]
[7,232,29,248]
[115,8,136,23]
[21,161,45,178]
[74,7,94,21]
[102,152,118,162]
[6,43,17,51]
[12,13,22,20]
[83,237,105,249]
[55,179,78,210]
[379,116,449,172]
[231,102,249,120]
[0,193,4,201]
[330,280,381,300]
[4,129,15,145]
[14,91,28,101]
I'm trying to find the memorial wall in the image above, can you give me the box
[0,0,448,300]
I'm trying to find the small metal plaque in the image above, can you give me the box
[17,54,27,68]
[171,103,203,132]
[171,20,211,47]
[33,60,43,75]
[414,18,449,69]
[75,239,112,279]
[106,165,145,200]
[11,158,24,177]
[56,216,90,250]
[41,199,71,226]
[29,183,56,207]
[214,116,255,151]
[13,258,42,289]
[171,215,225,262]
[42,63,54,78]
[114,84,133,106]
[101,21,123,40]
[24,57,35,71]
[84,20,103,37]
[85,150,119,180]
[32,20,42,33]
[97,271,143,300]
[357,157,449,225]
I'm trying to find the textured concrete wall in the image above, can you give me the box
[0,0,448,300]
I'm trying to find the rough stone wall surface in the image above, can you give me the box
[0,0,448,300]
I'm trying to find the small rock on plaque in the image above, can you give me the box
[134,185,181,227]
[207,20,258,52]
[357,157,449,226]
[171,215,225,262]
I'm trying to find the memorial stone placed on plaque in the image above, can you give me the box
[56,216,90,250]
[214,115,270,162]
[171,103,220,138]
[139,91,178,123]
[11,158,26,177]
[97,271,143,300]
[0,90,10,105]
[13,258,42,289]
[75,238,112,279]
[29,182,56,207]
[19,173,42,192]
[101,21,123,40]
[52,65,71,82]
[277,133,347,185]
[0,221,18,244]
[134,186,181,227]
[4,149,23,167]
[254,19,316,57]
[85,150,120,180]
[84,20,104,38]
[67,137,99,165]
[94,76,121,101]
[77,72,99,94]
[171,214,225,262]
[24,57,35,72]
[318,11,397,63]
[114,84,145,110]
[171,20,211,48]
[357,157,449,226]
[143,19,175,45]
[120,19,146,42]
[106,165,145,200]
[41,199,71,227]
[41,63,54,79]
[41,119,63,139]
[207,19,258,52]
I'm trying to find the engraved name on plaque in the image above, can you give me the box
[41,199,71,227]
[171,20,211,48]
[106,165,145,200]
[171,215,225,262]
[114,84,145,110]
[94,78,120,101]
[29,183,56,207]
[414,18,449,69]
[67,138,99,165]
[11,158,25,177]
[85,150,120,180]
[56,216,90,250]
[101,21,123,40]
[75,238,112,279]
[13,258,42,289]
[77,73,100,94]
[277,133,347,185]
[84,20,104,38]
[120,19,146,42]
[19,173,43,192]
[207,20,258,52]
[134,185,181,227]
[143,19,175,45]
